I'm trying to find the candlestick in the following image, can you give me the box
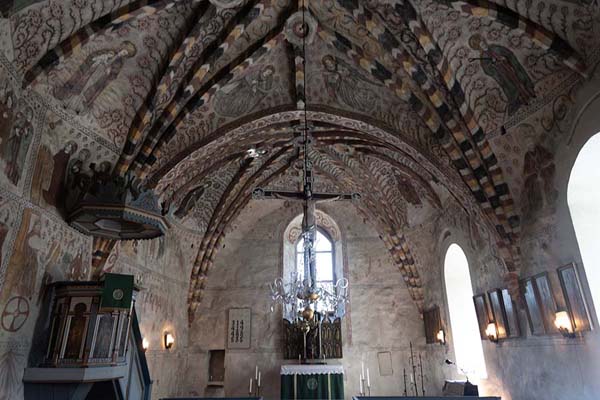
[255,366,258,380]
[367,368,371,388]
[249,378,253,395]
[258,371,261,387]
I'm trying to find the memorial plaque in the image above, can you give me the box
[228,308,251,349]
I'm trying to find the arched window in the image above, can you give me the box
[295,229,335,291]
[444,243,487,379]
[568,133,600,314]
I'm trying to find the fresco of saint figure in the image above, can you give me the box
[2,104,34,186]
[322,55,380,113]
[522,144,557,218]
[0,87,15,147]
[68,251,86,281]
[42,141,78,208]
[174,185,206,219]
[54,41,137,111]
[469,34,536,116]
[213,65,275,118]
[0,209,42,305]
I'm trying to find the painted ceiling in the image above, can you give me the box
[1,0,599,319]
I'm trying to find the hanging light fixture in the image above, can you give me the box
[267,1,349,329]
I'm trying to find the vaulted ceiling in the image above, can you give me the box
[5,0,598,320]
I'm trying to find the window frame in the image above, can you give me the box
[294,228,337,287]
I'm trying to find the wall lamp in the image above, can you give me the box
[555,310,576,338]
[142,337,149,352]
[436,329,446,345]
[164,332,175,350]
[485,321,499,343]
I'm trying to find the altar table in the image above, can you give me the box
[281,364,344,400]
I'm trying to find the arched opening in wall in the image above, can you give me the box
[444,243,487,380]
[568,132,600,316]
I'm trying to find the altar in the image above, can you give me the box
[280,364,344,400]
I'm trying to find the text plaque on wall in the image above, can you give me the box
[228,308,251,349]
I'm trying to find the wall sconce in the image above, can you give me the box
[164,332,175,350]
[485,322,499,343]
[142,337,149,352]
[555,310,575,338]
[436,329,446,345]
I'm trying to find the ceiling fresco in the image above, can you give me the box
[1,0,598,321]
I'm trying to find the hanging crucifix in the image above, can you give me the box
[252,124,359,292]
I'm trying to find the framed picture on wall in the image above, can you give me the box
[521,273,557,335]
[558,263,592,332]
[501,288,521,338]
[521,277,546,335]
[473,294,490,340]
[423,305,442,344]
[488,289,508,339]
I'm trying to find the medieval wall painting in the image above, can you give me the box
[53,41,137,115]
[322,54,381,113]
[30,109,118,213]
[0,205,91,339]
[469,34,536,117]
[0,81,36,192]
[214,65,276,118]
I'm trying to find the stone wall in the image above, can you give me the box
[413,70,600,400]
[182,200,446,399]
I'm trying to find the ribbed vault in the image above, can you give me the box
[7,0,598,322]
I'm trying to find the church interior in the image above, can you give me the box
[0,0,599,399]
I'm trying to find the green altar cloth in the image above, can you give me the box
[280,365,344,400]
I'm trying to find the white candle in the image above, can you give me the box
[258,371,261,387]
[249,378,253,394]
[361,361,365,379]
[359,373,364,394]
[255,366,258,380]
[367,368,371,388]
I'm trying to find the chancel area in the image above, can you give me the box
[0,0,599,399]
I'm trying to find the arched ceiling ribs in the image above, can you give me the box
[309,148,424,310]
[353,1,519,247]
[116,0,268,175]
[188,148,298,323]
[13,0,141,71]
[21,0,187,86]
[168,134,296,206]
[398,0,522,267]
[315,22,518,270]
[351,147,442,209]
[149,116,299,188]
[316,1,495,192]
[132,8,295,178]
[434,0,587,77]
